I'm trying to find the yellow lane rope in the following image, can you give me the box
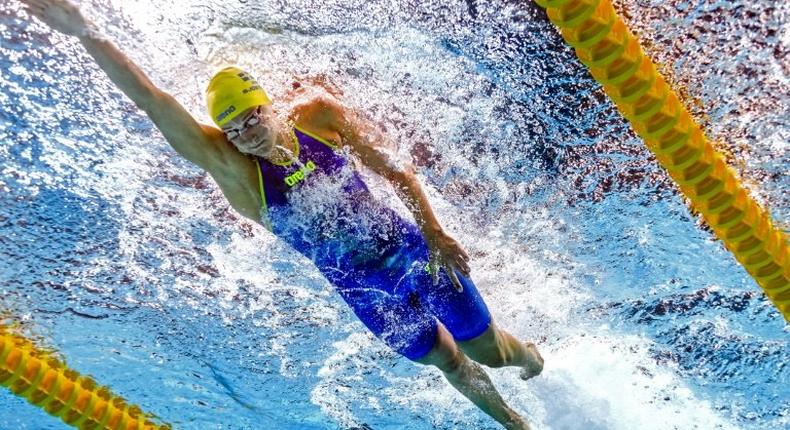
[1,326,170,429]
[535,0,790,319]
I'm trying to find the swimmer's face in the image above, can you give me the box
[221,105,279,157]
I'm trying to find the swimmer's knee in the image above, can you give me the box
[465,346,507,368]
[428,350,465,374]
[458,323,508,368]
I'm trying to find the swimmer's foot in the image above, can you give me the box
[519,342,544,381]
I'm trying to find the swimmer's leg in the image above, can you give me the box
[457,322,544,381]
[416,323,530,430]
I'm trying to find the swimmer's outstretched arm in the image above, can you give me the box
[21,0,264,222]
[20,0,226,169]
[314,99,471,291]
[19,1,240,171]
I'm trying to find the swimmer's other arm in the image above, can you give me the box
[313,98,471,290]
[22,0,264,223]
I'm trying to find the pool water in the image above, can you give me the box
[1,0,787,429]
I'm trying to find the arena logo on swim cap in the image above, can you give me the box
[285,160,317,187]
[216,105,236,123]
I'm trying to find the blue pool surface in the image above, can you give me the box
[1,1,788,429]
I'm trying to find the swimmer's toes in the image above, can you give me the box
[519,342,544,381]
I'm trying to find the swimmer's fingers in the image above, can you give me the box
[20,0,87,36]
[429,253,440,286]
[22,0,49,16]
[443,239,470,277]
[453,250,471,276]
[445,264,463,293]
[19,0,44,17]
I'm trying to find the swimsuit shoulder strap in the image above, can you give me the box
[293,125,339,150]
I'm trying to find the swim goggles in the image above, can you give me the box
[223,106,263,140]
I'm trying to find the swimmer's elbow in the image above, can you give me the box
[141,92,219,169]
[131,90,156,114]
[143,91,181,120]
[380,162,416,184]
[117,77,166,115]
[314,95,340,111]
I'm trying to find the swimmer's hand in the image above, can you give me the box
[426,229,471,292]
[21,0,91,38]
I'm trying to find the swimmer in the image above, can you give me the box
[21,1,544,428]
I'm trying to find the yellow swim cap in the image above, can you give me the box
[206,66,271,127]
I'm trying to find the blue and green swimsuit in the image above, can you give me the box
[255,126,491,360]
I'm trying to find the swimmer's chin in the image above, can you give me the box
[246,147,274,158]
[240,138,274,158]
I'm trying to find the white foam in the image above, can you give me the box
[16,1,752,428]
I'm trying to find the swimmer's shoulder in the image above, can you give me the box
[197,124,263,221]
[290,95,346,147]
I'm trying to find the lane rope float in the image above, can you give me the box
[1,325,171,430]
[535,0,790,320]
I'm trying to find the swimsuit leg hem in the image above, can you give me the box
[400,322,438,361]
[451,318,492,342]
